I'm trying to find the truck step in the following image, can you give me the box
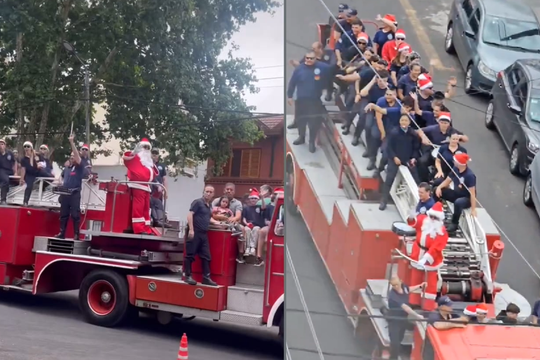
[220,310,263,326]
[22,270,34,281]
[235,262,265,287]
[33,236,88,255]
[226,284,264,315]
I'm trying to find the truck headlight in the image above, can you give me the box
[478,61,496,80]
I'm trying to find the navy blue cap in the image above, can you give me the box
[437,296,453,307]
[345,8,358,16]
[338,3,349,12]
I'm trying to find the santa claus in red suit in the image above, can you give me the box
[406,201,448,311]
[123,137,159,234]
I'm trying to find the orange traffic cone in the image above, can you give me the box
[177,333,188,360]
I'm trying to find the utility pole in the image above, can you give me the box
[84,66,91,149]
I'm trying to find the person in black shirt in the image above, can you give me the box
[19,141,52,206]
[380,115,421,211]
[56,134,85,240]
[0,139,16,204]
[79,144,93,179]
[387,276,424,360]
[185,185,218,287]
[427,296,466,330]
[38,144,54,176]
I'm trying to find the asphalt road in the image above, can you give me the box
[285,0,540,357]
[0,291,281,360]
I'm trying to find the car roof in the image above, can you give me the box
[428,325,540,359]
[480,0,538,23]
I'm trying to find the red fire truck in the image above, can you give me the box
[1,177,284,337]
[285,88,537,357]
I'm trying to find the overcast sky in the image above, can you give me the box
[225,3,284,115]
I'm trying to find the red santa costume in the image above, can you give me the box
[123,138,159,234]
[406,202,448,311]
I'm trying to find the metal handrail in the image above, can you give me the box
[108,180,168,234]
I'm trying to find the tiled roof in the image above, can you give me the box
[257,116,284,131]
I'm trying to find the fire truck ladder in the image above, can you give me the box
[389,168,495,300]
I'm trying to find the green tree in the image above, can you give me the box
[0,0,280,172]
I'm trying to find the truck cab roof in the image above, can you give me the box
[428,324,540,359]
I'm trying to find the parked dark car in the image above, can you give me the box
[523,152,540,211]
[485,59,540,175]
[445,0,540,95]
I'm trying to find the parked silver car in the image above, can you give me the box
[445,0,540,95]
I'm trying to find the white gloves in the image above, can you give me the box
[417,257,427,267]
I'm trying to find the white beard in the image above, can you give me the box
[138,150,153,169]
[421,217,444,238]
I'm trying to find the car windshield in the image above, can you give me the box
[530,97,540,122]
[483,16,540,52]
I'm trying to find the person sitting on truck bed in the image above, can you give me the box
[434,153,476,234]
[427,296,467,330]
[254,185,276,267]
[241,189,262,261]
[463,303,489,324]
[19,141,53,206]
[0,139,16,205]
[496,303,521,325]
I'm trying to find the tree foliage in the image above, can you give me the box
[0,0,279,172]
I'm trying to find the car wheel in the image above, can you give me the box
[485,100,496,130]
[464,64,475,94]
[445,23,456,54]
[523,173,534,207]
[509,143,521,176]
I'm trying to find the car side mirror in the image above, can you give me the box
[507,103,522,115]
[464,30,475,39]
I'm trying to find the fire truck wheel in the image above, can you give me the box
[79,269,130,327]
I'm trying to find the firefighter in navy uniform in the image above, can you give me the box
[55,134,84,240]
[287,51,332,153]
[0,139,16,205]
[185,185,218,287]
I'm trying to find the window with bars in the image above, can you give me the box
[220,149,261,178]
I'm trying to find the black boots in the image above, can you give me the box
[183,259,217,287]
[293,137,305,145]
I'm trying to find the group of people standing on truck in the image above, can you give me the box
[286,3,477,234]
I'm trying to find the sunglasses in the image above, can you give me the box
[396,37,406,41]
[23,145,31,149]
[305,56,315,60]
[40,147,47,151]
[358,42,367,46]
[81,148,89,151]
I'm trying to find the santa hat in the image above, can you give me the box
[463,305,477,316]
[426,202,445,220]
[0,139,5,145]
[249,188,259,199]
[356,32,369,43]
[139,138,152,149]
[395,29,406,39]
[454,153,470,166]
[476,303,488,315]
[81,144,89,150]
[40,144,49,150]
[418,74,433,90]
[437,112,451,123]
[23,141,33,148]
[274,187,284,195]
[397,42,410,53]
[383,14,397,25]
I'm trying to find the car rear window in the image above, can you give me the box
[483,16,540,52]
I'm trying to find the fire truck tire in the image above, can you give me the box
[79,269,130,327]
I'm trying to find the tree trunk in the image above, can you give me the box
[35,0,73,147]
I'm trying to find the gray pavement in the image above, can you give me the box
[0,291,281,360]
[286,0,540,357]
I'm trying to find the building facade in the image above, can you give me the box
[206,116,284,197]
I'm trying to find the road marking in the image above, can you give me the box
[398,0,455,71]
